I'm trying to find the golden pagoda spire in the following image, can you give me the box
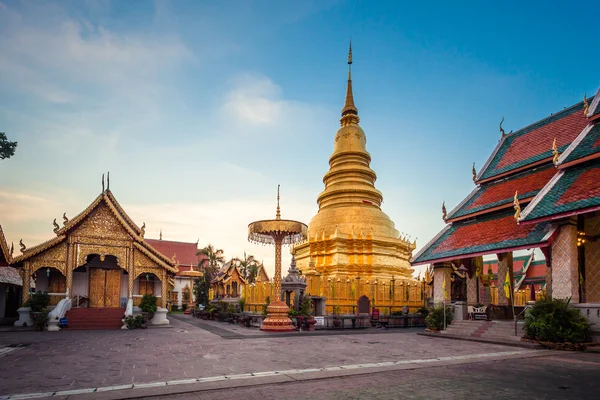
[276,184,281,220]
[341,41,360,127]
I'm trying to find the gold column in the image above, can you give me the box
[128,247,134,297]
[66,241,74,296]
[22,261,31,303]
[274,238,282,301]
[161,269,167,308]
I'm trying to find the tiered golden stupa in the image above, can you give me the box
[293,44,416,281]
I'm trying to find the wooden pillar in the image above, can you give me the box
[161,269,168,308]
[22,261,31,303]
[496,252,513,306]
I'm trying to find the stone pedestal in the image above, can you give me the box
[150,308,169,325]
[260,300,295,332]
[47,317,60,331]
[14,307,33,327]
[454,301,467,321]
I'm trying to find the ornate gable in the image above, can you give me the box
[0,225,11,265]
[71,201,133,240]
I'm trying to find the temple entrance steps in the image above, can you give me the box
[65,308,124,330]
[442,320,525,341]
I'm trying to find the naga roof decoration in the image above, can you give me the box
[519,160,600,223]
[0,225,11,265]
[10,235,67,264]
[412,210,556,265]
[477,98,592,183]
[447,166,556,221]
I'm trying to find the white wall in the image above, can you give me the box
[35,273,49,292]
[73,269,88,297]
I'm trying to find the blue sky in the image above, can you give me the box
[1,0,599,275]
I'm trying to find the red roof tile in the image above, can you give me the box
[495,111,587,170]
[469,167,555,210]
[556,167,600,206]
[145,239,200,267]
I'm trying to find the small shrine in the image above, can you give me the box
[281,256,307,312]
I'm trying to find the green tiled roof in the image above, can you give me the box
[520,161,600,222]
[560,124,600,165]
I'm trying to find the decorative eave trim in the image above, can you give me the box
[514,251,534,290]
[411,224,452,265]
[518,170,565,223]
[105,190,143,235]
[0,225,11,264]
[476,134,506,183]
[133,242,177,273]
[559,152,600,170]
[557,124,593,166]
[520,204,600,225]
[10,235,67,264]
[55,193,104,235]
[477,158,552,185]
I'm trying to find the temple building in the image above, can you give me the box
[9,184,180,329]
[293,44,416,288]
[211,259,270,300]
[0,225,22,323]
[413,86,600,336]
[146,236,204,310]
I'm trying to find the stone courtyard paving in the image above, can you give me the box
[0,316,548,397]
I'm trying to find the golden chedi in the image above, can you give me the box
[293,44,415,280]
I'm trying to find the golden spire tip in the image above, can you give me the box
[276,184,281,220]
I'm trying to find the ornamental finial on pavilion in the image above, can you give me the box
[552,137,559,165]
[19,239,26,253]
[341,41,360,127]
[584,94,589,116]
[53,218,60,233]
[499,117,505,137]
[472,162,477,182]
[276,184,281,220]
[102,173,105,192]
[513,191,521,221]
[63,212,69,225]
[140,222,146,238]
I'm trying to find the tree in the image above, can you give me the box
[235,252,260,283]
[0,132,18,160]
[194,244,225,306]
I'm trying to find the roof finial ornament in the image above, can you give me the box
[500,117,505,137]
[53,218,60,233]
[442,201,447,221]
[19,239,26,253]
[584,94,589,117]
[276,184,281,220]
[140,222,146,238]
[552,137,559,165]
[62,213,69,225]
[513,191,521,221]
[340,40,359,127]
[472,162,477,182]
[107,171,110,191]
[159,229,163,240]
[171,253,177,264]
[10,242,14,257]
[102,173,105,193]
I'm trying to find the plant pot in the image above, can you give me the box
[333,319,341,328]
[306,317,317,331]
[142,312,155,322]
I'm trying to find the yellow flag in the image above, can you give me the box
[442,276,448,300]
[503,271,511,299]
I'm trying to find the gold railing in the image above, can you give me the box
[490,286,539,306]
[243,277,425,314]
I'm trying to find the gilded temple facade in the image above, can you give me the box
[293,45,416,291]
[10,187,178,328]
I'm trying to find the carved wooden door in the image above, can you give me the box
[89,268,105,307]
[89,269,122,308]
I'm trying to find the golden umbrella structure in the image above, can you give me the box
[248,185,308,332]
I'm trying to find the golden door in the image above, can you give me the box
[89,269,122,308]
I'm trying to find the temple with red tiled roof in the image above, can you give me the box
[145,237,205,310]
[413,87,600,333]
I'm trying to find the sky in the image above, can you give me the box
[1,0,599,277]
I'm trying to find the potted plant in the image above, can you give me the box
[24,292,51,330]
[333,305,342,328]
[139,294,158,322]
[425,305,453,332]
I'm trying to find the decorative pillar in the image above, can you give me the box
[66,241,74,296]
[433,262,452,306]
[496,252,513,306]
[551,221,579,302]
[128,247,134,298]
[22,261,31,303]
[541,246,552,299]
[161,270,168,308]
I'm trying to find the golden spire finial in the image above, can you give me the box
[276,184,281,220]
[472,162,477,182]
[140,222,146,238]
[159,229,162,240]
[513,191,521,220]
[442,201,447,221]
[552,137,559,165]
[53,218,60,234]
[500,117,505,136]
[341,41,359,127]
[19,239,26,253]
[62,212,69,225]
[584,94,589,116]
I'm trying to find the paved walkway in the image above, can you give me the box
[0,316,555,398]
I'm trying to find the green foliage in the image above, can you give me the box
[0,132,17,160]
[417,307,429,316]
[288,308,298,317]
[238,297,246,312]
[299,297,312,316]
[218,301,228,312]
[193,277,211,307]
[524,298,592,344]
[31,310,49,331]
[25,292,51,312]
[139,294,158,313]
[226,303,236,313]
[125,315,146,329]
[171,304,179,312]
[262,296,270,316]
[181,304,188,312]
[425,305,453,330]
[333,305,341,317]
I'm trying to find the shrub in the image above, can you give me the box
[139,294,158,313]
[171,305,179,312]
[417,307,429,316]
[425,305,453,330]
[524,298,592,344]
[226,303,236,314]
[238,297,246,312]
[391,310,404,316]
[181,304,188,312]
[32,309,49,331]
[299,297,312,316]
[25,292,51,312]
[125,315,146,329]
[262,296,271,316]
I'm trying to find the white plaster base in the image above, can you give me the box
[453,301,467,321]
[14,307,33,327]
[150,308,169,325]
[47,317,61,331]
